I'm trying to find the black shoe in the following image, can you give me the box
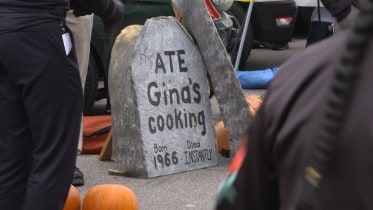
[72,167,84,186]
[271,41,289,50]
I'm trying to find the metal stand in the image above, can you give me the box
[234,1,254,72]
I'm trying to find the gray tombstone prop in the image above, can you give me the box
[108,17,218,178]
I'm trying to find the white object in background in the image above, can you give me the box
[211,0,234,12]
[294,0,324,7]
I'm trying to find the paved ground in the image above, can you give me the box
[75,37,306,210]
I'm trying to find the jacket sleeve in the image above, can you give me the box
[320,0,351,21]
[216,104,279,210]
[70,0,124,30]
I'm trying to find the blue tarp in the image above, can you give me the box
[236,67,279,89]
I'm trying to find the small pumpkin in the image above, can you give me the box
[214,95,263,154]
[246,95,263,116]
[215,121,231,153]
[82,184,138,210]
[63,185,81,210]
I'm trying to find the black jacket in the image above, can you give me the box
[216,21,373,210]
[0,0,69,33]
[70,0,123,31]
[320,0,352,21]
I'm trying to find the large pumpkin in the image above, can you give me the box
[63,185,81,210]
[82,184,138,210]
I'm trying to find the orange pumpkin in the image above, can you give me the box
[82,184,138,210]
[214,95,263,154]
[246,95,263,116]
[63,185,81,210]
[215,121,231,153]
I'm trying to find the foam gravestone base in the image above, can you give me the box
[63,185,81,210]
[82,184,138,210]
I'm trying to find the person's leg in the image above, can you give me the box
[1,22,83,210]
[306,7,334,47]
[66,11,94,187]
[66,11,94,153]
[66,11,93,92]
[306,21,333,46]
[0,35,32,210]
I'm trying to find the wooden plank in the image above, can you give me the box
[171,0,252,153]
[99,127,113,161]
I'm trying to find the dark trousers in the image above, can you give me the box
[306,21,333,47]
[0,22,83,210]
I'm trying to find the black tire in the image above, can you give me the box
[226,2,254,69]
[83,53,99,116]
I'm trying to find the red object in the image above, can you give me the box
[82,115,112,154]
[205,0,220,19]
[228,136,248,174]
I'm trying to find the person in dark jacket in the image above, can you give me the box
[216,0,373,209]
[0,0,123,208]
[320,0,360,29]
[66,10,93,187]
[0,1,82,210]
[70,0,124,31]
[305,6,333,46]
[67,0,124,187]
